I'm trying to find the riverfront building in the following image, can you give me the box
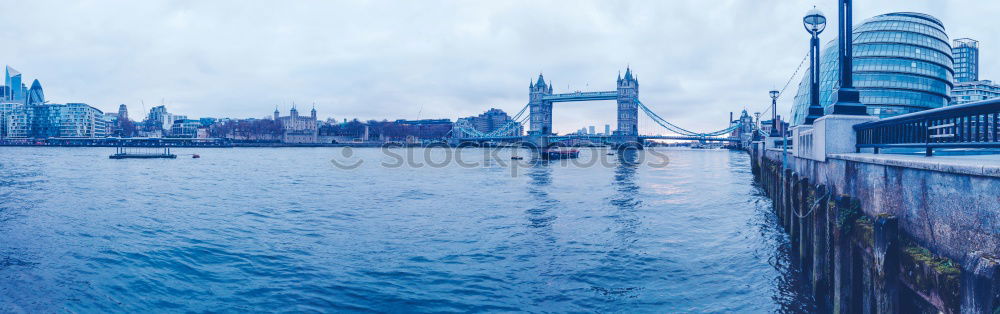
[952,80,1000,105]
[273,106,318,143]
[0,66,109,140]
[952,38,979,83]
[791,12,954,124]
[454,108,522,138]
[949,38,1000,105]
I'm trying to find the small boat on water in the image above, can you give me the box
[542,148,579,160]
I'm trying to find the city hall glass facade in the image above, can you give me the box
[792,12,953,124]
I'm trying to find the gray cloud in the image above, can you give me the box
[0,0,989,133]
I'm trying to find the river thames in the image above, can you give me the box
[0,147,814,312]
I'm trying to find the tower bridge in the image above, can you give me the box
[452,68,753,148]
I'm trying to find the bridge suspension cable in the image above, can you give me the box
[636,99,741,137]
[760,50,809,118]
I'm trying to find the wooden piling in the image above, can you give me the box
[961,252,1000,314]
[832,195,857,313]
[874,215,899,313]
[813,185,833,311]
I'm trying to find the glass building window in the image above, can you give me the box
[791,12,954,125]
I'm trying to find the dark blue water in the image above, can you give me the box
[0,147,813,312]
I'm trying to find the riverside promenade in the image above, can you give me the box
[749,101,1000,313]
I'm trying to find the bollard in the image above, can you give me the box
[832,195,856,313]
[874,215,899,313]
[961,252,1000,314]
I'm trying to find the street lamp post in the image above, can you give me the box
[830,0,868,115]
[769,90,780,136]
[803,7,826,125]
[753,112,762,140]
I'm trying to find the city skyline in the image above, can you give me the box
[0,1,993,133]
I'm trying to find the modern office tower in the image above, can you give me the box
[791,12,953,123]
[145,105,175,131]
[26,79,43,105]
[604,124,610,135]
[953,38,979,83]
[117,104,128,121]
[950,38,1000,105]
[588,125,595,135]
[5,66,24,102]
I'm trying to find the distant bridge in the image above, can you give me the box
[450,68,756,148]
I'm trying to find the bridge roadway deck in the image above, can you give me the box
[541,91,618,102]
[456,135,739,142]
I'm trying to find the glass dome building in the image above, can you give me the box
[791,12,954,124]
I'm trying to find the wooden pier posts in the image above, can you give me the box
[752,151,996,313]
[812,185,833,310]
[961,252,1000,314]
[874,215,899,313]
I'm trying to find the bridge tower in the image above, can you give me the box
[616,68,639,136]
[528,74,553,135]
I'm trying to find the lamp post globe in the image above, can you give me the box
[803,7,826,125]
[803,8,827,35]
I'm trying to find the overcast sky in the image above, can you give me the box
[0,0,988,133]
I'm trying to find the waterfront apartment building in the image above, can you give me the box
[30,103,108,138]
[791,12,954,123]
[953,38,979,83]
[0,66,111,140]
[0,101,31,138]
[952,80,1000,105]
[454,108,523,138]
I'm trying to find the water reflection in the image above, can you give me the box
[610,149,642,245]
[525,163,556,230]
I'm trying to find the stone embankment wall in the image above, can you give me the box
[751,146,999,313]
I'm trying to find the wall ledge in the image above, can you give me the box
[828,153,1000,178]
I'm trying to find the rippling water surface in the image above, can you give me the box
[0,147,814,312]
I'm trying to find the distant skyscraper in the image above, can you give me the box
[604,124,610,135]
[588,125,595,135]
[118,104,128,121]
[26,79,44,105]
[953,38,979,83]
[5,66,24,102]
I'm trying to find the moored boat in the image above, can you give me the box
[542,148,579,160]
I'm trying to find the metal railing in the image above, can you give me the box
[854,98,1000,156]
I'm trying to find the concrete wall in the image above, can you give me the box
[754,144,1000,313]
[762,148,1000,266]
